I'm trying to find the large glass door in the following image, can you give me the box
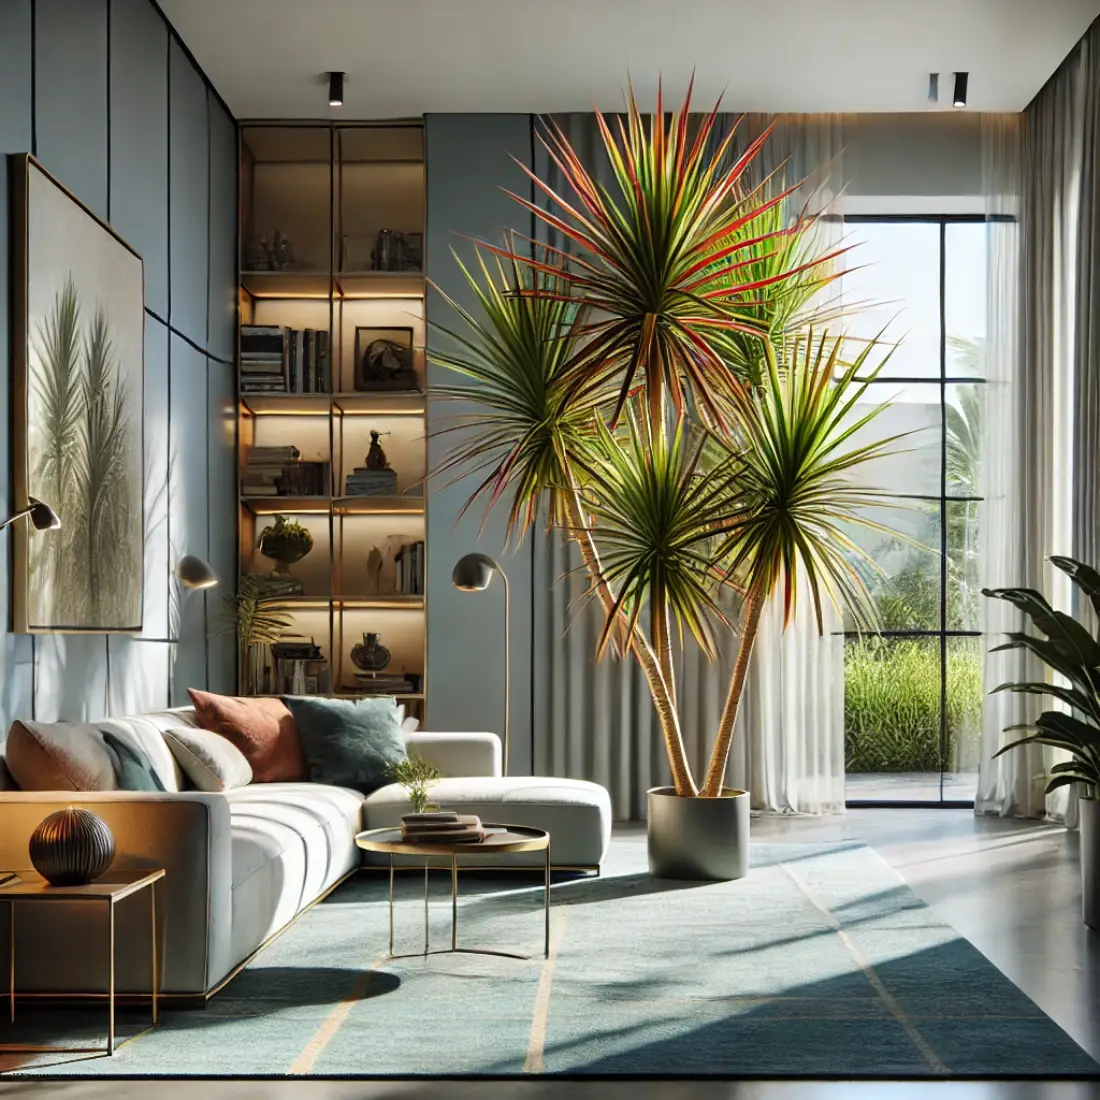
[840,217,986,805]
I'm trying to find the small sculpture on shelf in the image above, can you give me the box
[258,515,314,577]
[345,431,398,497]
[354,329,418,392]
[365,545,384,595]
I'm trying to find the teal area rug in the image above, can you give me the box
[2,837,1097,1077]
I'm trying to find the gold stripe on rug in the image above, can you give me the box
[780,861,948,1075]
[523,909,570,1074]
[288,957,388,1074]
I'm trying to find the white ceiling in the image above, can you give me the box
[160,0,1100,120]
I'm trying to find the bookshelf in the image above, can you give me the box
[237,122,428,721]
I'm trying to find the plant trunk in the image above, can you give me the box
[562,479,697,797]
[701,583,766,798]
[651,588,677,712]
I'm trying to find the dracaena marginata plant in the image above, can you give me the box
[984,557,1100,800]
[430,85,904,799]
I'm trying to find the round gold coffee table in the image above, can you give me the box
[355,824,550,960]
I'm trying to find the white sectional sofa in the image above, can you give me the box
[0,708,611,999]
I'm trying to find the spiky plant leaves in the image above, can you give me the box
[491,82,846,430]
[576,413,734,662]
[429,247,609,539]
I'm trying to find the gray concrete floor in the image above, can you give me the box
[5,810,1100,1100]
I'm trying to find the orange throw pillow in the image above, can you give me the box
[187,690,306,783]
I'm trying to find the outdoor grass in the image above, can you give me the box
[844,636,983,773]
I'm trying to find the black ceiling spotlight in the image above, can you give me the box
[328,71,345,108]
[953,72,969,108]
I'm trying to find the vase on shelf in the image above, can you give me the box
[351,632,391,673]
[258,515,313,578]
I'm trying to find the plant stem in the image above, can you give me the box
[651,588,677,713]
[701,582,766,798]
[562,477,698,797]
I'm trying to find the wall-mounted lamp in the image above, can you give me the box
[0,497,60,533]
[177,555,218,591]
[451,552,510,775]
[328,71,345,108]
[953,72,969,108]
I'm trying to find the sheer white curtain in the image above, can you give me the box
[976,19,1100,820]
[531,111,846,820]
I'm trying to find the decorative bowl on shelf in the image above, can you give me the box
[258,515,314,576]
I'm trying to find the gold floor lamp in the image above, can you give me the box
[451,553,510,775]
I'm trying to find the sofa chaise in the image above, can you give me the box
[0,707,611,999]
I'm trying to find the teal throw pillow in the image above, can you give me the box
[281,696,406,794]
[101,730,165,792]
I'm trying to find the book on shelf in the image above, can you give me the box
[348,673,416,695]
[344,468,398,497]
[241,446,329,498]
[393,540,425,596]
[239,327,330,396]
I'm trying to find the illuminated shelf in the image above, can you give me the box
[334,495,425,515]
[260,594,425,611]
[333,391,425,416]
[242,495,332,515]
[239,392,425,417]
[335,271,424,299]
[240,271,425,300]
[241,270,331,298]
[239,393,331,417]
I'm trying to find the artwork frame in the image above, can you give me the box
[10,154,145,634]
[353,326,418,392]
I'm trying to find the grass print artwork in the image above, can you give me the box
[15,156,144,632]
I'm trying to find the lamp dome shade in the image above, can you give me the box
[28,497,60,531]
[177,555,219,590]
[451,552,499,592]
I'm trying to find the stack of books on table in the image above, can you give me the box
[400,812,505,844]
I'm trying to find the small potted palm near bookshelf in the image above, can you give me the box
[236,122,427,724]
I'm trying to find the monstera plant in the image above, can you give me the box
[984,556,1100,927]
[431,86,903,880]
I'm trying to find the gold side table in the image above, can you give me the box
[355,824,550,960]
[1,868,164,1056]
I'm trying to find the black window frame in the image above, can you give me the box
[842,213,988,809]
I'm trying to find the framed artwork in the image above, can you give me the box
[353,326,418,391]
[11,154,145,633]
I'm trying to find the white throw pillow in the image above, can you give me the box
[163,726,253,792]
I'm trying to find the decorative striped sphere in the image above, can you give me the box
[29,807,115,886]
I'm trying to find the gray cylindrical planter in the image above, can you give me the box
[1080,796,1100,929]
[647,786,749,881]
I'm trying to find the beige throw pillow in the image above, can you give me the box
[163,727,253,793]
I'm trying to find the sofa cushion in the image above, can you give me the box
[281,695,405,794]
[188,690,306,783]
[363,776,612,868]
[164,727,252,792]
[102,729,165,791]
[225,783,362,964]
[5,719,117,791]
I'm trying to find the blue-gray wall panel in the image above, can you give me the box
[207,360,237,693]
[169,335,210,703]
[208,97,237,362]
[169,39,209,347]
[425,114,533,775]
[110,0,169,317]
[0,0,235,730]
[142,318,171,639]
[34,0,109,219]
